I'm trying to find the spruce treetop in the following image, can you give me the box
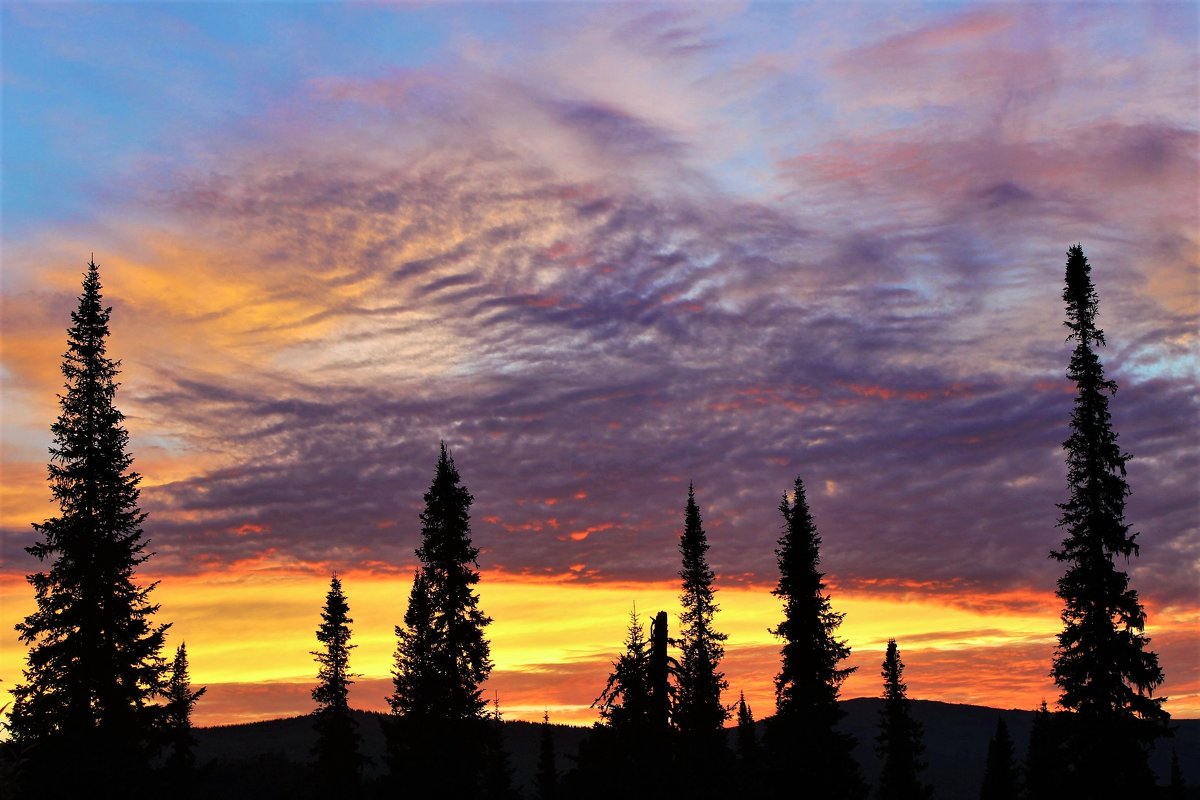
[164,642,206,774]
[595,608,652,730]
[767,476,865,799]
[313,574,357,714]
[676,483,729,740]
[11,258,168,792]
[536,709,558,800]
[979,717,1018,800]
[311,574,364,791]
[1050,244,1167,794]
[735,690,758,758]
[771,476,854,716]
[385,444,493,796]
[165,641,205,720]
[1053,251,1166,708]
[417,442,493,721]
[876,639,929,800]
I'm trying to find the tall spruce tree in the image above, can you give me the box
[766,477,865,799]
[675,485,729,758]
[11,259,169,797]
[387,443,493,797]
[311,574,362,793]
[876,640,929,800]
[674,485,729,796]
[979,717,1018,800]
[163,642,206,779]
[1051,244,1167,796]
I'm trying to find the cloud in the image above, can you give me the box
[1,4,1195,630]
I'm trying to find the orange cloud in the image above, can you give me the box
[845,383,932,402]
[567,523,614,542]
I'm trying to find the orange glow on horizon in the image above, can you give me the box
[2,569,1195,728]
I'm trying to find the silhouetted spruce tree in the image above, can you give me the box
[876,640,929,800]
[536,711,558,800]
[10,259,169,797]
[1051,244,1168,796]
[979,717,1018,800]
[675,484,730,794]
[311,574,362,794]
[736,691,757,762]
[163,642,206,781]
[389,568,436,715]
[1023,702,1061,800]
[766,477,865,799]
[384,566,437,789]
[482,696,518,800]
[386,443,493,798]
[595,609,653,729]
[569,609,657,800]
[735,690,765,796]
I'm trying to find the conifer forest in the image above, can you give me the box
[3,5,1198,800]
[1,249,1191,799]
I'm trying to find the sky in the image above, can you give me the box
[1,2,1197,727]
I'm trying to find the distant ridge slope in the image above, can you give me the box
[193,700,1198,799]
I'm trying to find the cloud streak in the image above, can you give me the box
[1,2,1196,720]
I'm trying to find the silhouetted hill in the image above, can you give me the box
[192,702,1198,799]
[193,710,588,797]
[836,698,1198,799]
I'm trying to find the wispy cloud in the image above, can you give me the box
[1,2,1196,718]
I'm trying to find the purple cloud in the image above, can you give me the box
[2,4,1195,616]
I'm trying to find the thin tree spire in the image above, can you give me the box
[876,639,929,800]
[311,574,362,792]
[1051,244,1167,795]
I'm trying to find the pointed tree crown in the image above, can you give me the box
[675,483,729,740]
[311,574,364,790]
[979,716,1018,800]
[766,477,865,799]
[164,641,206,774]
[876,639,929,800]
[11,259,168,790]
[391,442,493,724]
[771,476,854,715]
[595,608,652,730]
[1051,245,1167,774]
[312,574,357,714]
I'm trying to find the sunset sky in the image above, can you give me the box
[1,3,1197,727]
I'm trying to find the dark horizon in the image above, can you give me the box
[2,0,1196,737]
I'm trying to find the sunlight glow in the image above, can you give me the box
[6,568,1191,727]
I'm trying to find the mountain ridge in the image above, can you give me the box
[192,697,1198,798]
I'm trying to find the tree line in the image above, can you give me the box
[1,248,1179,798]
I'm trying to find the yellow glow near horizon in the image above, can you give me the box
[8,567,1194,729]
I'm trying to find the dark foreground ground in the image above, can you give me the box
[193,698,1199,799]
